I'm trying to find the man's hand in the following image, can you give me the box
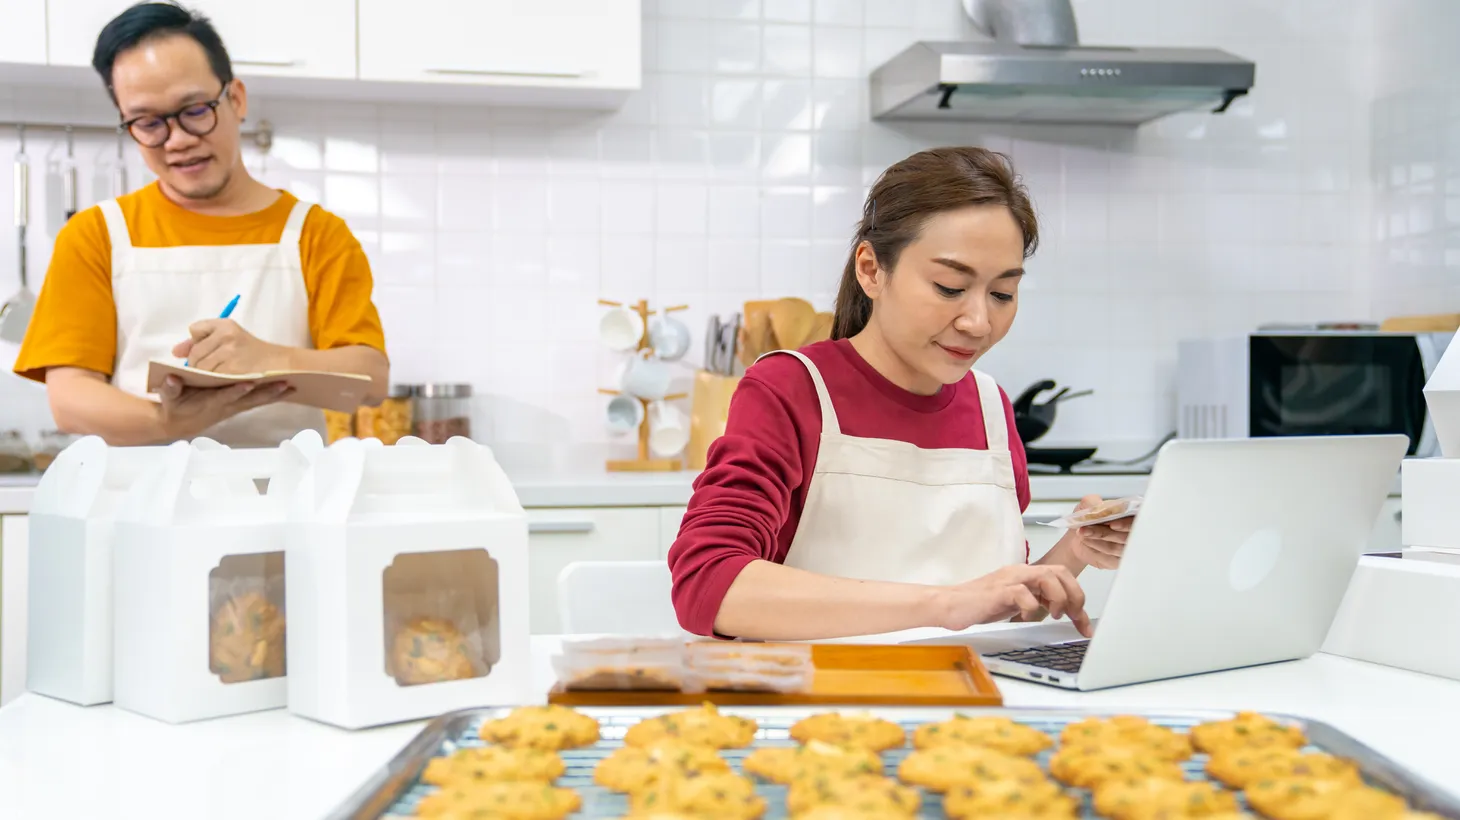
[155,375,292,440]
[173,319,291,375]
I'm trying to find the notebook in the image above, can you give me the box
[146,360,372,413]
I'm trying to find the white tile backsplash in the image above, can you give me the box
[2,0,1445,457]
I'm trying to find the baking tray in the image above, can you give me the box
[547,644,1003,707]
[326,705,1460,819]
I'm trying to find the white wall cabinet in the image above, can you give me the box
[357,0,639,103]
[46,0,355,79]
[0,0,47,66]
[526,507,659,635]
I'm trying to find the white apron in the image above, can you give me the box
[769,350,1025,585]
[101,197,326,449]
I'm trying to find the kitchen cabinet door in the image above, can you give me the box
[358,0,640,93]
[0,0,47,65]
[526,507,659,634]
[657,505,687,560]
[0,514,28,708]
[1024,501,1115,619]
[47,0,355,78]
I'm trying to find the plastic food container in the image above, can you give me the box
[553,636,689,691]
[1042,495,1142,529]
[684,641,814,693]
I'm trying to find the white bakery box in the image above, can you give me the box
[109,431,325,724]
[283,435,532,730]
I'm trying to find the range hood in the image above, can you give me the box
[869,2,1255,127]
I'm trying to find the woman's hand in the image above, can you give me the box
[932,564,1091,637]
[1064,494,1135,570]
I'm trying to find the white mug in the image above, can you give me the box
[647,400,690,458]
[605,395,644,435]
[649,314,691,361]
[599,306,645,351]
[619,349,672,400]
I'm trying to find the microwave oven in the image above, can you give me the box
[1176,331,1454,456]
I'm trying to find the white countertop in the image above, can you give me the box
[0,628,1456,819]
[0,468,1156,516]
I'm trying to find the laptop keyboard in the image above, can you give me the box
[985,640,1090,674]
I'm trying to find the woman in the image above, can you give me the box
[667,147,1132,641]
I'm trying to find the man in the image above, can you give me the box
[12,2,389,447]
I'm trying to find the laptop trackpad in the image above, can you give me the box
[900,621,1094,655]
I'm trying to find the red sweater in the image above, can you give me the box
[667,339,1032,637]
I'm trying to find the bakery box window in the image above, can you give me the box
[382,549,500,686]
[209,552,287,684]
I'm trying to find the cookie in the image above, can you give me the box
[479,705,601,751]
[626,772,766,819]
[209,591,286,683]
[561,664,683,690]
[1244,776,1405,820]
[785,775,921,816]
[421,745,566,785]
[942,777,1080,819]
[623,702,758,749]
[594,742,731,792]
[742,740,884,784]
[793,810,914,820]
[1092,777,1241,820]
[1204,747,1361,790]
[1059,715,1192,761]
[1048,743,1186,790]
[897,744,1048,793]
[1190,712,1306,755]
[912,714,1054,757]
[390,616,478,686]
[1331,806,1446,820]
[791,712,907,752]
[413,781,582,819]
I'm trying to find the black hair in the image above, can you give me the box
[92,2,234,99]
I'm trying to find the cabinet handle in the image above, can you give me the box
[1395,509,1403,522]
[236,59,302,68]
[1022,515,1056,525]
[425,67,584,79]
[529,521,596,535]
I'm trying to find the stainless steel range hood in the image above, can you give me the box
[869,2,1255,127]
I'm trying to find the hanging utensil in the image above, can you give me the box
[63,126,78,221]
[705,314,722,374]
[112,130,128,197]
[724,312,742,374]
[0,125,36,345]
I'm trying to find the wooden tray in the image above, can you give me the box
[546,643,1003,707]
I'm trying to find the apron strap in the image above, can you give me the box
[98,199,133,263]
[753,350,842,436]
[972,370,1009,452]
[280,200,313,244]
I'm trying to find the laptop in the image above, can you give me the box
[906,435,1409,691]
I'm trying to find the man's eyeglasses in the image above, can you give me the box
[119,86,229,148]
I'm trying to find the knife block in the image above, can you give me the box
[687,369,741,470]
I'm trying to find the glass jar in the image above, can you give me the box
[357,384,417,445]
[413,383,473,444]
[32,430,78,471]
[323,410,354,444]
[0,430,34,474]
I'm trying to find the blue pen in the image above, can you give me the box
[185,294,240,367]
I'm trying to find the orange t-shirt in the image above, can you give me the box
[12,182,387,383]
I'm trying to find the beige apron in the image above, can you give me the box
[767,350,1025,584]
[100,197,326,448]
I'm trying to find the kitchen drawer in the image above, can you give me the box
[526,507,659,634]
